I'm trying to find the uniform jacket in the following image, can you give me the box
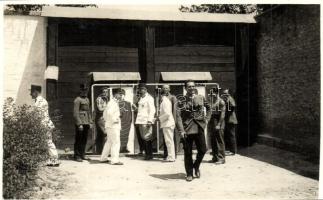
[159,96,175,128]
[176,94,211,133]
[164,93,177,127]
[209,96,226,130]
[225,96,238,125]
[34,96,55,130]
[135,93,156,124]
[73,96,93,126]
[103,98,121,130]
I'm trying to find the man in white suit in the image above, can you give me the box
[100,88,123,165]
[30,85,60,167]
[159,91,176,162]
[135,83,156,160]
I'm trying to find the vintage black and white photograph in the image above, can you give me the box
[2,2,320,199]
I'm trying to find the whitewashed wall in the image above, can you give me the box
[4,15,47,105]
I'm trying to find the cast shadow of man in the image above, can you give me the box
[149,173,186,181]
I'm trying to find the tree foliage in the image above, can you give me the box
[5,4,97,15]
[179,4,275,14]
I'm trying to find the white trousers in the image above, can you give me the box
[162,126,175,161]
[100,128,121,164]
[47,140,59,164]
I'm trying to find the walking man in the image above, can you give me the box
[222,89,238,156]
[159,86,176,162]
[135,83,156,160]
[176,80,211,181]
[73,84,93,162]
[100,88,123,165]
[208,87,226,164]
[31,85,60,167]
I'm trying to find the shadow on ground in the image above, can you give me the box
[238,144,319,180]
[150,173,186,181]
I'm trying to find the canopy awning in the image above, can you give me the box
[41,6,256,24]
[161,72,212,81]
[90,72,141,81]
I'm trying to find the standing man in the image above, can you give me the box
[95,87,109,153]
[176,80,211,182]
[100,88,123,165]
[208,87,226,164]
[135,83,156,160]
[160,85,178,160]
[118,89,133,153]
[222,89,238,156]
[30,85,60,167]
[73,84,93,162]
[133,91,145,155]
[159,86,176,162]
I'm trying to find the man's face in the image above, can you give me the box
[102,89,109,97]
[80,90,88,97]
[162,85,170,95]
[186,81,196,95]
[114,93,122,100]
[139,88,147,96]
[30,91,38,99]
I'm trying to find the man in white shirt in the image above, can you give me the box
[100,88,123,165]
[30,85,60,167]
[159,92,176,162]
[135,83,156,160]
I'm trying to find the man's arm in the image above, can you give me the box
[217,100,226,128]
[175,101,185,134]
[203,96,211,122]
[147,96,156,123]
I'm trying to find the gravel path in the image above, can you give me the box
[49,144,318,199]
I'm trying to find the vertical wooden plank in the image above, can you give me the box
[47,19,58,66]
[145,25,155,83]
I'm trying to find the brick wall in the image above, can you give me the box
[256,5,320,155]
[4,15,47,105]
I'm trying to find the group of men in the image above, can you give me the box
[72,80,238,182]
[30,79,238,182]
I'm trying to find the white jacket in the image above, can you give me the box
[135,94,156,124]
[103,98,121,130]
[159,96,175,128]
[34,96,55,130]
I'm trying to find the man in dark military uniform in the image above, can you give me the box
[176,80,211,182]
[73,83,93,162]
[208,87,226,164]
[222,89,238,156]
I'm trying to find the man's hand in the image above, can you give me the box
[78,125,84,131]
[147,121,153,126]
[180,131,187,139]
[215,125,220,130]
[89,124,93,129]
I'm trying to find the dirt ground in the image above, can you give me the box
[35,144,318,199]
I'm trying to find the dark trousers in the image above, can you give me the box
[138,124,153,158]
[224,123,237,154]
[182,130,207,176]
[135,125,145,153]
[74,125,90,159]
[210,128,225,161]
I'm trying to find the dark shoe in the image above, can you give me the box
[225,152,235,156]
[81,156,91,160]
[186,175,193,182]
[138,152,143,156]
[215,159,225,165]
[144,156,153,160]
[111,162,124,165]
[194,168,200,178]
[100,160,110,163]
[75,157,83,162]
[208,158,217,163]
